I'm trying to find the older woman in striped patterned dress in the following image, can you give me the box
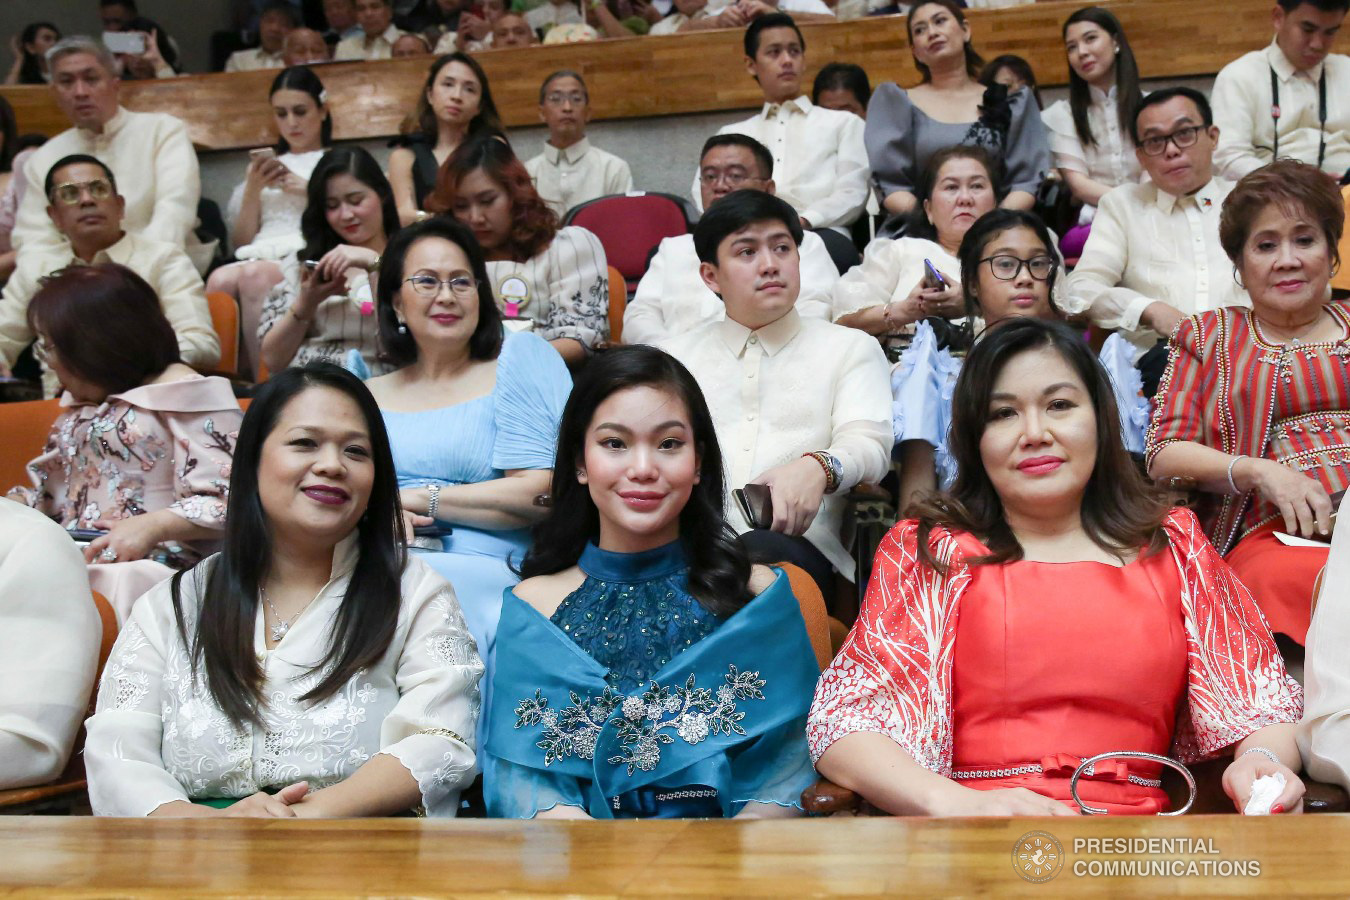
[1148,160,1350,645]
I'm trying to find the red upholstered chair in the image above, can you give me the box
[563,193,693,297]
[0,397,61,492]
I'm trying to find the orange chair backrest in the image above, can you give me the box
[607,265,626,345]
[0,397,61,492]
[206,291,240,378]
[89,591,118,713]
[777,562,832,671]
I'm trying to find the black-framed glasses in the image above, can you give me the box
[1138,125,1203,157]
[49,179,114,205]
[980,254,1058,281]
[404,274,478,299]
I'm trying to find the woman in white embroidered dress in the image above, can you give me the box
[1040,7,1145,257]
[809,318,1305,816]
[207,66,332,379]
[85,362,483,818]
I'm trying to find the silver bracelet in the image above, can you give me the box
[1227,454,1249,495]
[426,484,441,521]
[1240,747,1281,766]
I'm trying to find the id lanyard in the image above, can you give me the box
[1270,65,1327,169]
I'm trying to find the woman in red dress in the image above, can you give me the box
[809,318,1304,815]
[1148,160,1350,645]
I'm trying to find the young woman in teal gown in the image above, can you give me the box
[484,346,820,819]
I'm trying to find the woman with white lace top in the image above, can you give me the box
[85,362,483,818]
[1040,7,1144,257]
[207,66,332,379]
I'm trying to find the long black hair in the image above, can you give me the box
[519,346,754,618]
[299,147,401,261]
[17,22,59,86]
[411,52,503,142]
[171,362,407,729]
[912,318,1168,572]
[376,216,503,366]
[269,65,332,153]
[1063,7,1141,150]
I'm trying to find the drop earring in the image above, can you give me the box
[397,319,408,335]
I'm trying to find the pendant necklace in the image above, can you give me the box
[262,586,320,642]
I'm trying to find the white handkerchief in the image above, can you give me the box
[1243,772,1286,815]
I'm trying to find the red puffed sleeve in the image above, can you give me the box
[806,520,971,774]
[1164,509,1303,762]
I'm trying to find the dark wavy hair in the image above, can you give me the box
[908,0,984,82]
[269,65,332,154]
[300,147,401,262]
[519,345,754,618]
[17,22,60,85]
[912,318,1168,572]
[428,134,558,261]
[412,52,503,143]
[906,144,998,242]
[376,216,503,366]
[27,264,179,394]
[171,362,407,729]
[1063,7,1141,150]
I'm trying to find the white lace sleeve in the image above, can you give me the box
[376,561,484,817]
[85,578,194,817]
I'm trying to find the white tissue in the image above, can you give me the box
[1243,772,1286,815]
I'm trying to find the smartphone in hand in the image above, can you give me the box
[733,483,773,530]
[922,258,947,291]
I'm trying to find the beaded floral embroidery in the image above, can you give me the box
[515,666,767,774]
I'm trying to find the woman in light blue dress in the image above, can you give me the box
[483,346,818,820]
[364,218,571,720]
[892,209,1148,506]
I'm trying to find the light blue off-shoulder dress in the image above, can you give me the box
[380,331,571,726]
[891,322,1150,488]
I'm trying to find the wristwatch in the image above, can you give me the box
[803,451,843,494]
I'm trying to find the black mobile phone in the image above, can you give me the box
[413,523,454,537]
[733,484,773,530]
[922,258,947,291]
[303,259,320,270]
[67,529,109,542]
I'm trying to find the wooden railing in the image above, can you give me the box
[0,0,1273,152]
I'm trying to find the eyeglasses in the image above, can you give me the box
[698,169,758,188]
[49,179,114,205]
[404,274,478,299]
[981,254,1058,281]
[1138,125,1204,157]
[543,91,586,107]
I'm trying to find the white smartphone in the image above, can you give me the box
[102,31,146,55]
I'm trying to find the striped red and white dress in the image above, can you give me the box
[1147,303,1350,641]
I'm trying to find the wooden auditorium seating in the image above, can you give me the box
[0,0,1278,151]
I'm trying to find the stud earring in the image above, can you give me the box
[397,320,408,335]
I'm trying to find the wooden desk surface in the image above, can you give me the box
[3,815,1349,896]
[0,0,1273,152]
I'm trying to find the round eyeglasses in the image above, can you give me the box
[49,179,114,206]
[980,254,1058,281]
[403,274,478,299]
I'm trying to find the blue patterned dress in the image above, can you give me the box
[484,541,818,818]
